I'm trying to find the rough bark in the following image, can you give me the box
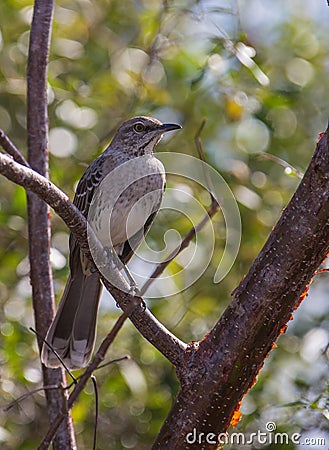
[152,131,329,449]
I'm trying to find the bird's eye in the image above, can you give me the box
[133,123,145,133]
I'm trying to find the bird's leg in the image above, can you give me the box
[103,246,140,296]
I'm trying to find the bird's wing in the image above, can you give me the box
[69,154,109,265]
[72,153,165,265]
[120,210,158,264]
[73,155,107,217]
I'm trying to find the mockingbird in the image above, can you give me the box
[41,116,181,369]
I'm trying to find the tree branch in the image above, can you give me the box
[152,129,329,449]
[0,129,29,167]
[0,152,187,366]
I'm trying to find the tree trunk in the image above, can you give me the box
[152,130,329,449]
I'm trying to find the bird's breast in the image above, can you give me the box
[88,155,165,248]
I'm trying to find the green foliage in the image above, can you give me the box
[0,0,328,448]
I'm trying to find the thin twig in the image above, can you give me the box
[30,327,77,385]
[259,152,304,179]
[91,375,99,450]
[140,201,219,296]
[5,356,129,415]
[194,118,219,207]
[4,385,61,412]
[96,355,130,370]
[194,119,211,188]
[0,129,29,167]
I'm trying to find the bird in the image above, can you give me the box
[41,116,181,370]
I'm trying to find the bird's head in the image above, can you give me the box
[110,116,181,156]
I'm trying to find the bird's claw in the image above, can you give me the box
[129,283,141,297]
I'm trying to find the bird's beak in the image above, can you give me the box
[159,123,182,133]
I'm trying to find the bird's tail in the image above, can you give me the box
[41,264,102,370]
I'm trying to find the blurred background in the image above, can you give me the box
[0,0,328,448]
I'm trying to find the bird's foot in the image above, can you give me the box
[128,283,141,297]
[103,246,140,294]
